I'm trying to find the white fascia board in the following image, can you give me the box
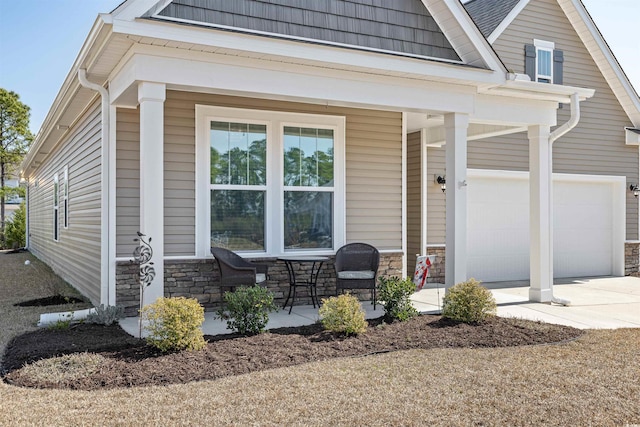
[22,16,111,174]
[109,49,477,114]
[626,128,640,146]
[112,0,164,21]
[484,79,596,103]
[110,18,505,86]
[473,94,558,126]
[421,0,507,73]
[557,0,640,126]
[487,0,531,44]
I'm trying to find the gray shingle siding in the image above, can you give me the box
[157,0,461,60]
[463,0,521,38]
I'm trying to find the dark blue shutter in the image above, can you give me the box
[524,44,536,81]
[553,49,564,85]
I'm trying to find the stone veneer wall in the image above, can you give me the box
[625,242,639,277]
[423,243,640,283]
[425,246,445,283]
[116,252,403,316]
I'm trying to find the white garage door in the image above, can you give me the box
[466,170,625,282]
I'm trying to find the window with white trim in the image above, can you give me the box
[63,166,69,229]
[53,173,59,241]
[196,106,345,256]
[534,39,554,83]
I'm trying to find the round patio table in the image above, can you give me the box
[277,256,329,314]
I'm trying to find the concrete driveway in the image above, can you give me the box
[412,276,640,329]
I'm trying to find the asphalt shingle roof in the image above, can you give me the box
[463,0,522,38]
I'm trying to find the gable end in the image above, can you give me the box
[155,0,462,61]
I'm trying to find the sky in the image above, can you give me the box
[0,0,638,135]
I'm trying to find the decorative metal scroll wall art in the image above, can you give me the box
[133,231,155,337]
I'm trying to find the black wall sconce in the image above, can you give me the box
[631,184,639,198]
[436,175,446,193]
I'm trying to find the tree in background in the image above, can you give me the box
[5,202,26,249]
[0,89,33,248]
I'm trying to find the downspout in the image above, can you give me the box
[547,92,581,306]
[77,69,112,306]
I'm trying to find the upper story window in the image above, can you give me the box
[525,40,563,85]
[196,106,345,257]
[534,39,554,83]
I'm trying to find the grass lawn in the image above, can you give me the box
[1,250,639,426]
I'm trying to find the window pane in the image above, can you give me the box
[537,49,551,77]
[210,121,266,186]
[283,127,333,187]
[284,191,333,250]
[211,189,265,251]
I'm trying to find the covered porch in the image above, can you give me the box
[119,275,640,336]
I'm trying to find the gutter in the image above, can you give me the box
[548,92,581,306]
[77,69,113,306]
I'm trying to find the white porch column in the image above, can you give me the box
[138,82,166,306]
[444,113,469,288]
[528,125,553,302]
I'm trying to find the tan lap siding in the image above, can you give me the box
[426,145,446,245]
[115,107,140,257]
[114,91,403,256]
[28,102,102,303]
[473,0,638,240]
[407,131,422,268]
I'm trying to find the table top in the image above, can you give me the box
[277,256,330,262]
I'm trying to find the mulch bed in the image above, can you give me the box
[2,315,583,390]
[13,295,85,307]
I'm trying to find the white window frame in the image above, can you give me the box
[534,39,554,84]
[53,173,59,241]
[195,105,346,258]
[63,166,69,229]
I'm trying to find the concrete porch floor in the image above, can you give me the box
[119,276,640,337]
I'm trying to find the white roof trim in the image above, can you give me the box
[483,0,640,126]
[487,0,531,44]
[111,0,164,21]
[626,128,640,146]
[557,0,640,126]
[149,14,466,66]
[421,0,506,72]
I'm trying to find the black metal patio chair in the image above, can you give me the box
[210,247,269,292]
[334,242,380,308]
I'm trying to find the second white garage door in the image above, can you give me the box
[466,169,625,282]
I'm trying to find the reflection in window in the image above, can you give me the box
[210,121,266,185]
[210,121,267,251]
[211,190,265,251]
[284,191,333,249]
[284,127,333,187]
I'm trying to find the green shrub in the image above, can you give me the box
[377,276,418,322]
[319,294,367,335]
[442,278,497,323]
[141,297,206,352]
[218,285,278,335]
[86,304,125,326]
[5,202,26,249]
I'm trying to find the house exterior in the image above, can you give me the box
[435,0,640,283]
[20,0,638,314]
